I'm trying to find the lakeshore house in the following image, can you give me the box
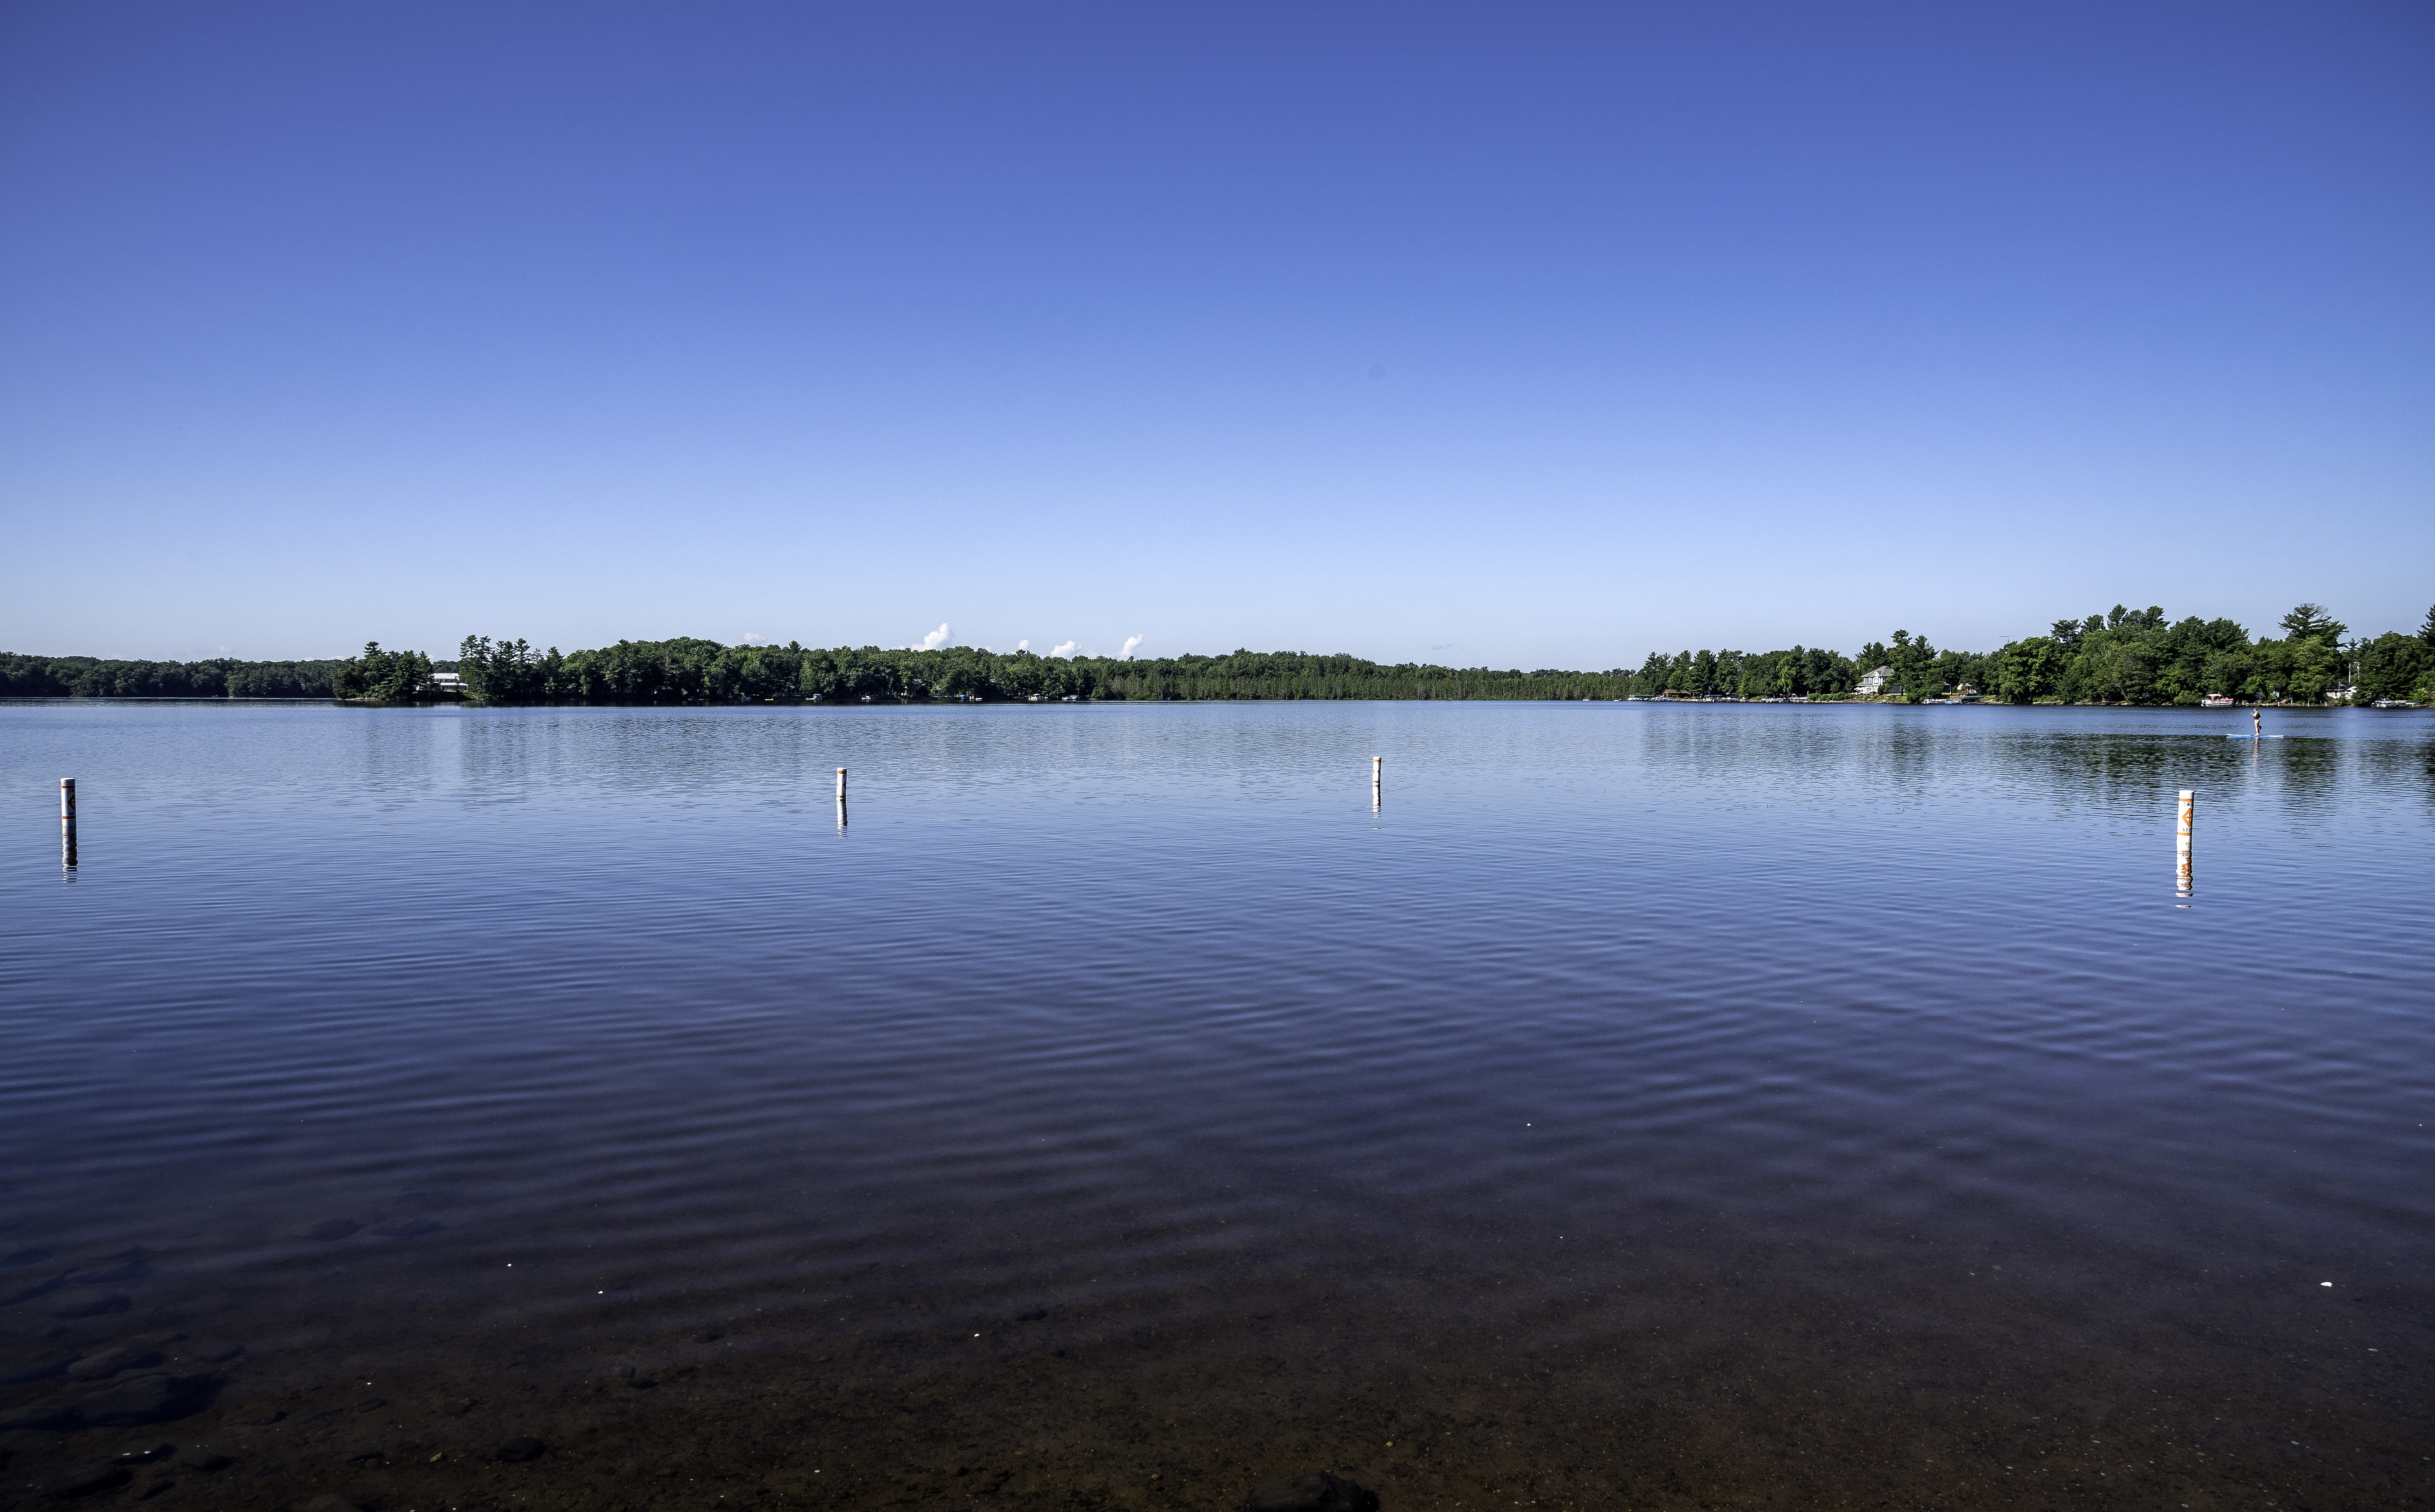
[1856,665,1898,697]
[431,671,465,692]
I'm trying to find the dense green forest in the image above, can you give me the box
[450,636,1640,704]
[1896,602,2433,705]
[8,600,2430,705]
[1629,602,2435,705]
[329,642,438,701]
[449,601,2434,704]
[0,652,348,699]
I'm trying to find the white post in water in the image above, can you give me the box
[60,777,76,869]
[2175,789,2193,896]
[1371,755,1382,805]
[835,767,848,800]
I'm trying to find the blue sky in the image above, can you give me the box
[3,2,2428,666]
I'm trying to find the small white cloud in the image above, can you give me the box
[1051,639,1077,658]
[1017,639,1029,652]
[916,623,950,651]
[1120,634,1144,659]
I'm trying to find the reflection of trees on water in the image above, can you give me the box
[1971,721,2429,828]
[1616,705,1921,807]
[2261,736,2342,820]
[1614,707,2434,834]
[347,705,453,802]
[2234,728,2435,827]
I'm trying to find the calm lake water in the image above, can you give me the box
[2,699,2430,1511]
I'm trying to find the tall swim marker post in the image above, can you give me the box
[2175,789,2193,897]
[1372,755,1382,809]
[60,777,75,870]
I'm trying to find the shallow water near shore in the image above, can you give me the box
[2,699,2430,1510]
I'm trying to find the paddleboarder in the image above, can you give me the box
[2252,706,2262,739]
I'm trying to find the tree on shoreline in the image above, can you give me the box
[2278,604,2347,644]
[329,642,435,701]
[458,636,559,702]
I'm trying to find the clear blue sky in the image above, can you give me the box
[3,2,2428,666]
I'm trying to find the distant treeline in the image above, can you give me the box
[1640,602,2435,705]
[1898,602,2430,705]
[330,643,439,702]
[0,653,347,699]
[8,600,2430,706]
[451,637,1638,704]
[453,600,2433,705]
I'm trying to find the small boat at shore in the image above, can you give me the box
[2201,694,2236,708]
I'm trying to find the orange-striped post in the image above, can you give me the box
[2175,789,2193,896]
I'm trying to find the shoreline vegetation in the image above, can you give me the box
[5,602,2430,708]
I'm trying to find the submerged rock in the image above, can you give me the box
[80,1372,219,1426]
[50,1294,131,1320]
[0,1398,85,1431]
[1,1272,69,1307]
[0,1357,73,1385]
[497,1435,547,1462]
[297,1220,361,1242]
[66,1347,164,1380]
[38,1462,131,1499]
[3,1246,53,1268]
[1244,1471,1382,1512]
[371,1219,444,1239]
[185,1340,245,1365]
